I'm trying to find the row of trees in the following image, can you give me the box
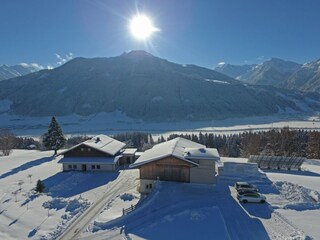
[1,116,320,159]
[165,127,320,159]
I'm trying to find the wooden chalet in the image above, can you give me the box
[58,135,136,172]
[130,137,220,193]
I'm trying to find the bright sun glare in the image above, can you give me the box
[130,15,158,40]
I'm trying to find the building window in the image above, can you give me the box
[97,165,101,169]
[88,148,91,152]
[92,165,96,169]
[73,165,77,169]
[149,184,153,189]
[68,165,72,169]
[146,184,149,189]
[81,148,84,152]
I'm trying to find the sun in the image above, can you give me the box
[130,15,159,40]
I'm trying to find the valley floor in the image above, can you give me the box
[1,112,319,137]
[0,150,319,239]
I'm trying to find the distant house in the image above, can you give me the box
[130,137,220,193]
[118,148,138,165]
[58,135,136,172]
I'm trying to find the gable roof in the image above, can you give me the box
[59,134,126,156]
[130,137,220,168]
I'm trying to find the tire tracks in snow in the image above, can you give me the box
[58,170,137,240]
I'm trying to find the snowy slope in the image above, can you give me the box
[0,52,319,121]
[1,150,320,239]
[0,150,138,240]
[0,63,42,81]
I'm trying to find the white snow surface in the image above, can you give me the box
[1,112,320,141]
[1,150,320,239]
[205,78,230,84]
[0,111,320,138]
[131,137,210,167]
[0,150,138,240]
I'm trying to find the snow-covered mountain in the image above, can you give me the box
[0,63,43,81]
[215,58,320,92]
[286,59,320,92]
[216,58,302,86]
[238,58,302,86]
[0,51,319,121]
[214,63,257,79]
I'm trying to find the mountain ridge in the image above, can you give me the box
[0,51,319,121]
[0,63,43,81]
[214,58,320,92]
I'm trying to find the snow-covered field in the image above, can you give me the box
[0,112,319,137]
[0,150,140,240]
[1,150,320,239]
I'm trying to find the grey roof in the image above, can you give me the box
[59,134,126,156]
[58,155,122,164]
[122,148,138,155]
[130,137,220,168]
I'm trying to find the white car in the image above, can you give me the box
[237,192,266,203]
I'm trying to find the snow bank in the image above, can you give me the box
[273,181,320,211]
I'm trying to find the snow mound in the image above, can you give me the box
[274,181,320,210]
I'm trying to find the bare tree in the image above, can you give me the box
[0,128,16,156]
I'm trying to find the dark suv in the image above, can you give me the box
[235,181,258,192]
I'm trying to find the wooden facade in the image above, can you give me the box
[139,156,194,183]
[64,144,112,158]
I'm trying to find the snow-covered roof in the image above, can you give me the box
[59,134,126,156]
[122,148,137,155]
[135,152,144,157]
[184,147,220,160]
[58,155,122,164]
[130,137,220,168]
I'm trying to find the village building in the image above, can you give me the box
[58,135,136,171]
[130,137,220,193]
[118,148,137,165]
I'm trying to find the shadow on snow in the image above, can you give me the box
[0,156,54,180]
[94,182,271,240]
[42,171,119,198]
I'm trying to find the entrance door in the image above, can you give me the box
[82,164,87,171]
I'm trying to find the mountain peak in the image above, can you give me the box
[121,50,154,58]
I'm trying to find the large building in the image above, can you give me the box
[130,137,220,193]
[58,135,135,172]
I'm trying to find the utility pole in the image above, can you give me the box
[27,174,32,183]
[18,180,24,191]
[12,190,18,202]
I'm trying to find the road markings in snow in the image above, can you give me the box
[58,170,138,240]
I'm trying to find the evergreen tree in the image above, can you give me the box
[35,179,45,193]
[42,116,66,155]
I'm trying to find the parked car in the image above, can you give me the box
[235,181,258,192]
[237,192,266,203]
[237,189,258,195]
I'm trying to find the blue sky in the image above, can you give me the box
[1,0,320,69]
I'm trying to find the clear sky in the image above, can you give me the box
[1,0,320,69]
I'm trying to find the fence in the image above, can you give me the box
[122,204,136,215]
